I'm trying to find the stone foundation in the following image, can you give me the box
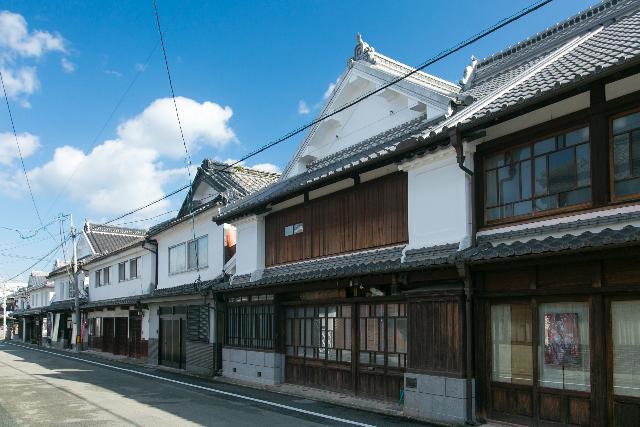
[222,347,284,385]
[403,373,475,425]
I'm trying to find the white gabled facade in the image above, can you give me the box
[154,213,225,290]
[282,35,458,179]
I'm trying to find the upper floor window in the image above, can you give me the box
[169,235,208,274]
[102,267,110,286]
[129,257,139,279]
[611,110,640,200]
[284,223,303,237]
[118,262,126,282]
[95,270,101,287]
[485,126,591,224]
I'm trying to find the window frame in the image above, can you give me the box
[225,298,275,350]
[102,266,110,286]
[482,124,593,226]
[168,235,208,275]
[95,270,101,287]
[129,257,139,279]
[488,297,592,394]
[609,107,640,203]
[118,262,126,282]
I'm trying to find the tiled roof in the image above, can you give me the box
[83,296,147,310]
[27,272,49,289]
[48,298,85,311]
[217,115,448,222]
[402,243,459,267]
[147,276,223,298]
[149,159,279,235]
[84,223,146,256]
[457,0,640,125]
[12,308,45,316]
[477,209,640,244]
[466,224,640,262]
[223,245,406,290]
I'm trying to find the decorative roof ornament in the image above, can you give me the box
[349,33,376,67]
[459,55,478,89]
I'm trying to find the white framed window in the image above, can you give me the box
[129,257,139,279]
[102,266,110,286]
[169,235,208,274]
[95,270,101,287]
[169,242,186,274]
[118,262,126,282]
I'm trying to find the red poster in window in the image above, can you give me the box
[543,312,581,367]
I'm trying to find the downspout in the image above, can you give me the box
[143,239,158,290]
[451,126,476,424]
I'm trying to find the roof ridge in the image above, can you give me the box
[86,223,147,236]
[476,0,637,78]
[201,158,281,177]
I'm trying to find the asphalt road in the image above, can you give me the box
[0,342,431,427]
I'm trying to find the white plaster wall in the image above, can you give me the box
[147,303,159,340]
[30,288,54,308]
[234,216,265,276]
[403,148,469,249]
[52,275,71,301]
[87,246,154,301]
[155,213,224,289]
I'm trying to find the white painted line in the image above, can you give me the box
[4,342,375,427]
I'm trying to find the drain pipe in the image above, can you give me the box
[451,126,477,424]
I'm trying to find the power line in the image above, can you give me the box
[113,209,177,226]
[153,0,201,274]
[0,214,69,240]
[0,70,46,229]
[104,0,553,225]
[103,185,189,225]
[0,235,70,285]
[42,43,161,219]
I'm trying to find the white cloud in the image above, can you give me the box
[117,97,236,159]
[323,76,341,100]
[0,131,39,165]
[0,11,66,102]
[104,69,122,78]
[220,158,280,175]
[251,163,280,174]
[0,66,38,99]
[60,57,75,73]
[0,11,65,58]
[28,141,171,215]
[297,100,310,115]
[0,11,67,103]
[15,97,237,217]
[134,63,147,72]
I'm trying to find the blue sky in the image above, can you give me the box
[0,0,595,281]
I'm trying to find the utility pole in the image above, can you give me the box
[1,283,6,340]
[71,215,81,352]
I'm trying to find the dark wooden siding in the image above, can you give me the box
[408,296,464,376]
[265,172,408,266]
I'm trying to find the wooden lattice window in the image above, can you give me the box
[484,126,591,224]
[285,305,352,362]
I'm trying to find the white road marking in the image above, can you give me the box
[4,342,376,427]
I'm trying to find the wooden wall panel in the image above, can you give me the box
[265,173,408,266]
[408,298,464,375]
[604,256,640,286]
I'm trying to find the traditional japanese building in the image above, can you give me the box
[213,1,640,425]
[143,159,278,375]
[81,225,150,359]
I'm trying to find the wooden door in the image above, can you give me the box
[356,302,406,402]
[102,317,114,353]
[129,315,142,358]
[159,317,185,369]
[114,317,128,355]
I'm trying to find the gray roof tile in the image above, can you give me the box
[466,224,640,262]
